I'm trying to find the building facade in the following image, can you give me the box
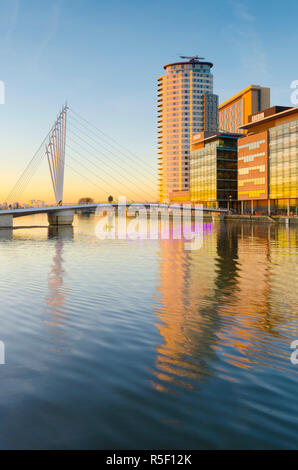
[238,131,268,202]
[219,85,270,134]
[157,57,219,202]
[190,132,239,208]
[204,93,219,133]
[238,106,298,215]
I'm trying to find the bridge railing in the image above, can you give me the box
[0,201,229,214]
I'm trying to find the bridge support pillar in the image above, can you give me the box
[0,214,13,228]
[47,210,75,226]
[211,212,225,221]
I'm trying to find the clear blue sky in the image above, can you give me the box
[0,0,297,201]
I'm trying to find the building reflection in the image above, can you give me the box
[152,220,297,392]
[0,228,13,240]
[44,226,73,352]
[152,220,240,392]
[215,223,273,371]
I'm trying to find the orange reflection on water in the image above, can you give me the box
[44,226,73,350]
[152,221,298,392]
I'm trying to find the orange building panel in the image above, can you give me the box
[237,131,268,200]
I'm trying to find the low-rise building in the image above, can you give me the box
[190,131,241,209]
[219,85,270,134]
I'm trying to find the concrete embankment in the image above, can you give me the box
[224,214,298,225]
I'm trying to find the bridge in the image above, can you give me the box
[0,203,227,228]
[0,104,228,228]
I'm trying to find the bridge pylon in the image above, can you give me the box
[46,103,68,205]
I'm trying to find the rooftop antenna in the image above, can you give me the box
[179,55,205,62]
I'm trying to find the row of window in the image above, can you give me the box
[161,119,204,125]
[162,140,193,144]
[239,190,266,198]
[162,80,212,88]
[238,177,265,187]
[163,98,211,104]
[163,88,212,95]
[167,66,210,71]
[160,105,208,110]
[238,139,265,151]
[238,152,265,163]
[239,164,265,175]
[269,150,298,159]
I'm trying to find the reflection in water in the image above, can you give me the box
[0,215,297,449]
[48,226,74,240]
[0,228,13,240]
[153,221,239,391]
[153,221,298,392]
[45,226,73,352]
[218,224,274,371]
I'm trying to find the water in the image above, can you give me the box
[0,214,297,449]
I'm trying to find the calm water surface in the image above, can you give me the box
[0,214,297,449]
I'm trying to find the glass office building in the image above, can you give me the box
[190,134,238,208]
[240,106,298,215]
[269,120,298,213]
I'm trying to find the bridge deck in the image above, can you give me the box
[0,203,228,218]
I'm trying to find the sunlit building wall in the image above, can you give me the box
[269,121,298,200]
[219,85,270,134]
[238,131,268,201]
[190,132,239,208]
[239,106,298,215]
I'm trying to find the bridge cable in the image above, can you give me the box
[66,146,147,202]
[69,108,157,173]
[7,151,45,203]
[67,114,157,184]
[65,162,110,197]
[5,138,48,203]
[65,151,136,203]
[6,107,158,204]
[66,123,157,198]
[67,118,157,196]
[66,135,155,201]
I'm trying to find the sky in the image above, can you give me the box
[0,0,297,203]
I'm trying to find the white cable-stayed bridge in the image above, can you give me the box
[0,104,227,229]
